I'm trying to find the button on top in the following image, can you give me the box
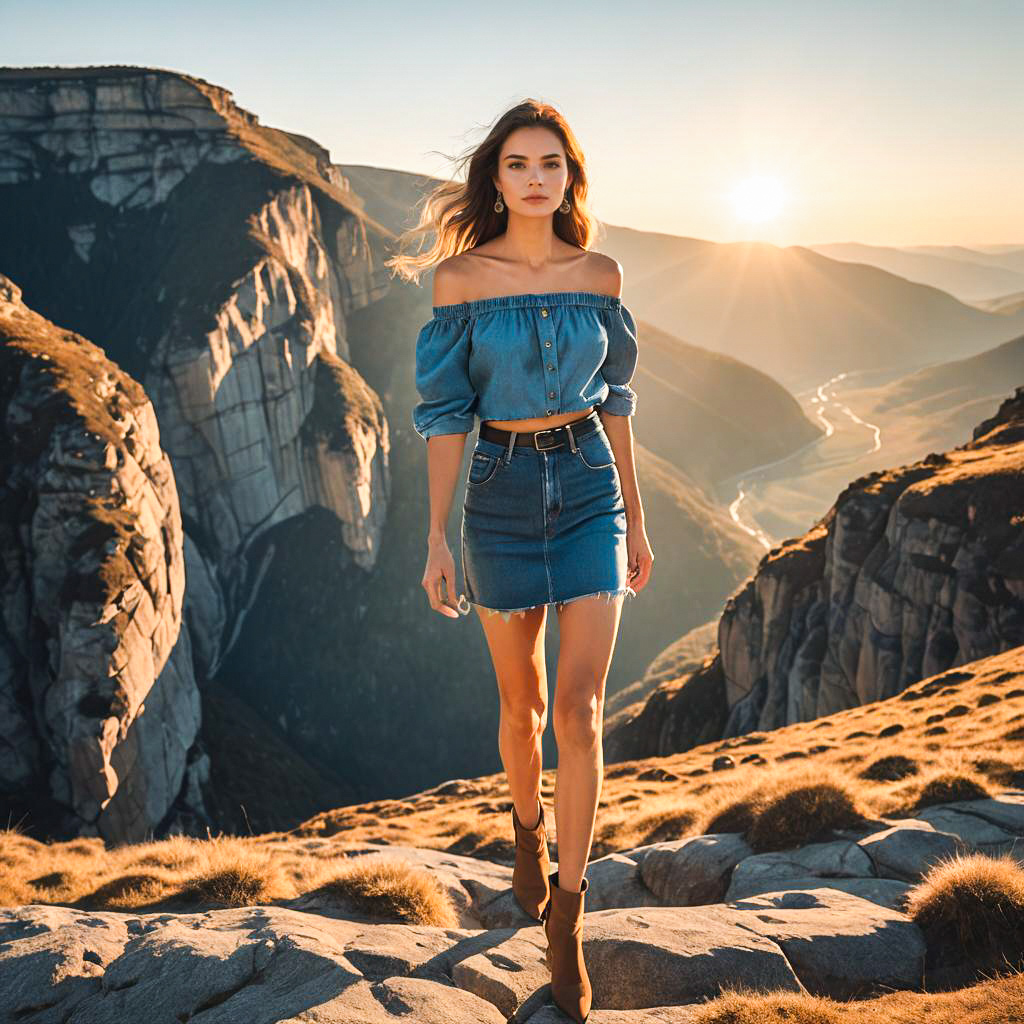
[540,308,549,317]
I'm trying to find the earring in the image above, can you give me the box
[494,190,505,213]
[559,194,571,213]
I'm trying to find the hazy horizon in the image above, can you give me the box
[6,0,1023,247]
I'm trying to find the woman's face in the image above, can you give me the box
[493,125,572,219]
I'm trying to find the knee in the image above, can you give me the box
[552,697,600,750]
[501,696,548,739]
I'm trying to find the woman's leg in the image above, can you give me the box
[551,593,624,891]
[475,604,550,827]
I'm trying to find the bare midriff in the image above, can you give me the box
[482,405,596,433]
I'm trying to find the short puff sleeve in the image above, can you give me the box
[599,304,639,416]
[412,316,478,440]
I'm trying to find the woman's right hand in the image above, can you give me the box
[423,535,461,618]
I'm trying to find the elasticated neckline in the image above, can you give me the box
[431,290,623,320]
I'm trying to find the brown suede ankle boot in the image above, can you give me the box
[543,869,592,1023]
[511,798,551,920]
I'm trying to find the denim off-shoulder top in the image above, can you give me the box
[412,290,639,440]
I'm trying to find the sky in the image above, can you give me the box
[6,0,1023,247]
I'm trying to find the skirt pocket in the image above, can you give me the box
[467,449,502,488]
[574,429,616,470]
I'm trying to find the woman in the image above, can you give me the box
[388,98,653,1023]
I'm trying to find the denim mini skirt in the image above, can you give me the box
[460,411,636,621]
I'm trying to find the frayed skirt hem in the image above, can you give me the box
[471,586,636,622]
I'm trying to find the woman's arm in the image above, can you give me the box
[599,410,644,529]
[422,433,468,616]
[595,255,653,594]
[421,260,473,616]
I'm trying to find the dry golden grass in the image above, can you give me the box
[860,754,919,782]
[632,807,700,845]
[697,764,870,852]
[912,771,993,810]
[905,852,1024,982]
[71,834,295,910]
[306,855,458,927]
[747,779,867,853]
[1,647,1021,915]
[0,827,454,924]
[176,859,286,908]
[288,647,1023,864]
[872,755,997,817]
[595,793,701,849]
[690,970,1024,1022]
[87,871,181,908]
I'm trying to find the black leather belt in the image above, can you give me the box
[479,409,600,451]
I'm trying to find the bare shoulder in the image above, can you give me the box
[431,253,477,306]
[433,245,501,304]
[585,251,624,298]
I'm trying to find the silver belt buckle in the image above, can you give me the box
[533,427,561,451]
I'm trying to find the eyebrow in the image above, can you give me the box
[503,153,563,160]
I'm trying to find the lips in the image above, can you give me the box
[524,196,548,201]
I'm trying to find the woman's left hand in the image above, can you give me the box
[626,521,653,594]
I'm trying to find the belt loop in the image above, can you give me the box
[505,430,516,463]
[565,422,577,452]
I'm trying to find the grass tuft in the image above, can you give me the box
[860,754,919,782]
[307,855,457,927]
[912,771,992,811]
[746,780,867,853]
[905,852,1024,983]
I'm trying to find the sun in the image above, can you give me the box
[730,175,786,222]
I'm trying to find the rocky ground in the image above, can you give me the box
[2,646,1023,1020]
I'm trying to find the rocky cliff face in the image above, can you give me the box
[0,67,391,679]
[0,67,393,838]
[0,274,201,841]
[607,386,1024,760]
[141,177,390,674]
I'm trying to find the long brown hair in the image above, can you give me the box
[386,98,597,285]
